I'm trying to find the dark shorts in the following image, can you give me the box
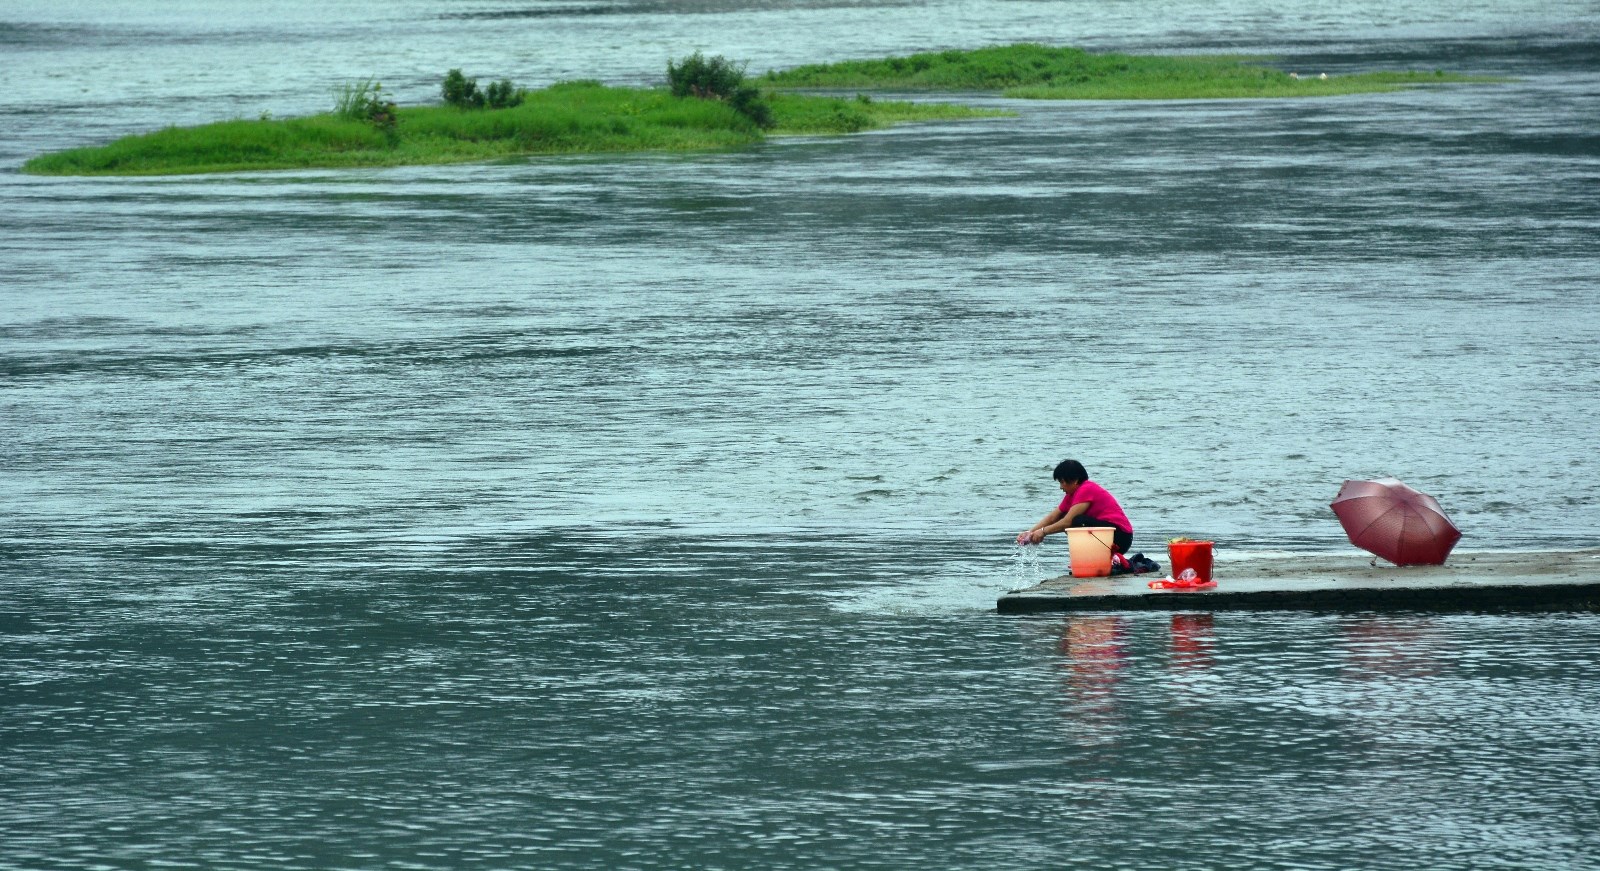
[1070,515,1133,554]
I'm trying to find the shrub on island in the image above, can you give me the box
[666,52,774,129]
[442,69,526,109]
[333,78,398,135]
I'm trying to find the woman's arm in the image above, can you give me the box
[1019,508,1064,544]
[1026,501,1088,543]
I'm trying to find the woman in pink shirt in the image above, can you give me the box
[1017,459,1134,555]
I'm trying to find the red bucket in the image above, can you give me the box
[1167,540,1214,583]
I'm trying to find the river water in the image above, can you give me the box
[4,1,1600,868]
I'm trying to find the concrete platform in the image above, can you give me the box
[997,548,1600,614]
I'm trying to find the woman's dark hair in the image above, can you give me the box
[1053,459,1088,483]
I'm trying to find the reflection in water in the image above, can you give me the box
[1341,616,1442,679]
[1058,615,1129,745]
[1169,612,1216,671]
[1055,614,1218,749]
[1059,615,1129,693]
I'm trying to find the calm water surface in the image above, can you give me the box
[3,0,1599,868]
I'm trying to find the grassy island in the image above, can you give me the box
[764,43,1498,99]
[24,44,1499,176]
[22,79,1001,177]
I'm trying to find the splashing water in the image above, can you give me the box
[1006,542,1049,589]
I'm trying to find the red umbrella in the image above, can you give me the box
[1330,478,1462,566]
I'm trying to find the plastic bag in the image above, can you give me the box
[1147,567,1217,590]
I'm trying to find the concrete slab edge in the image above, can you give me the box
[996,582,1600,614]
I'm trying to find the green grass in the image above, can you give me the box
[24,44,1498,176]
[767,91,1005,134]
[763,43,1500,99]
[23,81,1003,177]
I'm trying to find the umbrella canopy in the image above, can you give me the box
[1331,478,1462,566]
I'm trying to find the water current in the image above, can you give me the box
[3,0,1599,868]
